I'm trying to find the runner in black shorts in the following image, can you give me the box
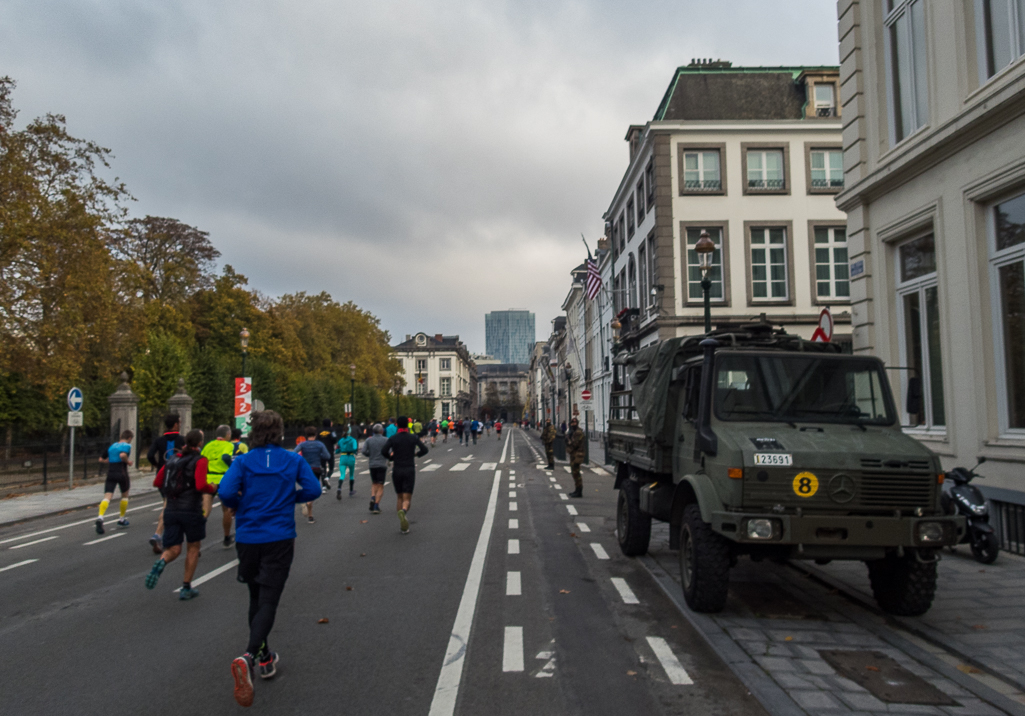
[360,423,389,514]
[381,416,428,534]
[96,430,134,535]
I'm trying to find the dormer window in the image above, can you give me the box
[415,333,427,346]
[814,83,836,116]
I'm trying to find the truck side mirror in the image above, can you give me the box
[905,376,922,417]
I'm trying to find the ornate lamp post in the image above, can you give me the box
[240,327,250,377]
[349,363,356,422]
[694,230,716,334]
[394,377,402,420]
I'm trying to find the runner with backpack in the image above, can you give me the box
[144,429,216,599]
[146,413,185,554]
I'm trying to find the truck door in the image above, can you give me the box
[674,365,701,478]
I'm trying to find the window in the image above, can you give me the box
[646,160,655,206]
[440,358,451,371]
[628,255,638,308]
[617,215,626,253]
[611,221,619,259]
[886,0,929,143]
[682,150,722,192]
[627,199,635,239]
[647,235,657,307]
[746,150,785,191]
[636,180,645,222]
[979,0,1025,79]
[896,234,945,430]
[638,243,648,311]
[990,192,1025,434]
[685,227,726,302]
[440,377,452,397]
[441,401,450,416]
[749,227,789,301]
[415,358,427,372]
[810,149,844,190]
[813,226,850,300]
[813,83,837,116]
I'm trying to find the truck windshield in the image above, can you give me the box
[714,354,895,425]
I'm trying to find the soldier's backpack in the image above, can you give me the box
[163,452,200,498]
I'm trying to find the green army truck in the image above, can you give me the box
[608,324,964,616]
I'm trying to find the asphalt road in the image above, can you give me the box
[0,428,766,715]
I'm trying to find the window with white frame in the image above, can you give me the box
[440,377,452,397]
[441,401,450,416]
[686,227,725,302]
[638,243,648,311]
[628,254,638,308]
[627,198,635,239]
[750,227,788,300]
[440,358,451,371]
[885,0,929,143]
[810,150,844,190]
[617,216,626,253]
[990,191,1025,434]
[814,227,850,299]
[636,179,645,222]
[979,0,1025,80]
[746,150,785,190]
[415,358,427,372]
[813,83,837,116]
[896,234,945,429]
[683,150,721,191]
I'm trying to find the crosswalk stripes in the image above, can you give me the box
[450,463,470,472]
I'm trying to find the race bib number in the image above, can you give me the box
[754,453,793,466]
[792,472,819,498]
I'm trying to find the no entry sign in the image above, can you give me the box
[811,308,833,343]
[581,389,592,401]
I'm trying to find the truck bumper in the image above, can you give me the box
[710,511,966,551]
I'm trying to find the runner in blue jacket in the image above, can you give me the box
[218,410,321,707]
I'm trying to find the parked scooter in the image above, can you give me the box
[942,457,999,564]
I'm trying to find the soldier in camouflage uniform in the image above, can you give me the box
[541,420,557,469]
[566,417,585,498]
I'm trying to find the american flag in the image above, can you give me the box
[585,258,602,301]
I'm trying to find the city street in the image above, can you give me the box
[0,428,764,716]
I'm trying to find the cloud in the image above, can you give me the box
[0,0,839,352]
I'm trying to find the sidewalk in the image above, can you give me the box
[0,469,159,527]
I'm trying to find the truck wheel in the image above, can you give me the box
[678,503,730,613]
[616,483,651,556]
[970,532,999,564]
[867,553,937,616]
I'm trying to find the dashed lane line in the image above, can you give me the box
[509,502,518,512]
[590,543,609,560]
[576,522,590,532]
[0,500,164,545]
[173,559,240,593]
[507,539,520,555]
[428,468,503,716]
[503,626,524,672]
[506,571,521,596]
[508,491,516,498]
[10,535,59,550]
[0,559,38,573]
[611,577,640,605]
[83,533,125,546]
[559,493,568,501]
[566,505,578,515]
[450,463,470,472]
[563,466,571,474]
[422,464,442,472]
[509,519,518,529]
[646,637,694,685]
[480,462,497,470]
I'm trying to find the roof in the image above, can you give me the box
[653,65,839,122]
[392,332,469,356]
[477,363,530,377]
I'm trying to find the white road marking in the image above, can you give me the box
[506,571,521,596]
[503,627,524,672]
[537,464,548,470]
[481,462,497,470]
[646,637,694,685]
[576,522,590,532]
[499,431,511,464]
[83,533,125,545]
[566,505,578,515]
[0,500,163,545]
[0,559,38,572]
[424,459,433,464]
[611,577,640,604]
[510,502,518,512]
[428,469,503,716]
[590,543,609,560]
[563,466,571,474]
[559,493,568,501]
[152,506,164,511]
[422,464,442,472]
[508,482,515,488]
[590,467,609,475]
[461,455,473,461]
[10,535,58,550]
[450,463,470,472]
[359,470,370,475]
[549,477,557,483]
[507,539,520,554]
[173,559,240,593]
[508,491,516,498]
[509,519,518,529]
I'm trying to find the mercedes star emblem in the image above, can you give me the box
[828,474,856,504]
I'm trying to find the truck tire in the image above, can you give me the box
[678,503,730,613]
[867,553,937,616]
[616,483,651,556]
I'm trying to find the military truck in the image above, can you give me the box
[608,323,964,616]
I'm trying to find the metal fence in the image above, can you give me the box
[993,500,1025,556]
[0,437,111,491]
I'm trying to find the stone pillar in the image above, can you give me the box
[108,372,139,465]
[167,378,194,433]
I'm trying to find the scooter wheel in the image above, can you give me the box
[970,532,999,564]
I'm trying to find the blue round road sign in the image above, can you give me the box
[67,387,83,412]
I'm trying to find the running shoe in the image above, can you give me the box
[369,500,375,512]
[374,503,382,514]
[349,488,355,497]
[258,652,279,680]
[569,489,583,498]
[307,515,315,524]
[337,489,342,501]
[95,518,104,535]
[117,518,130,528]
[223,535,234,549]
[231,654,255,707]
[179,586,200,600]
[149,534,162,555]
[398,509,409,533]
[145,558,166,589]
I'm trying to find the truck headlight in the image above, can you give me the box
[746,518,778,540]
[917,521,945,543]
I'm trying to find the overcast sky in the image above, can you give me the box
[1,0,839,355]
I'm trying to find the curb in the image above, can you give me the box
[0,485,161,529]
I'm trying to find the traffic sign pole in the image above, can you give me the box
[67,388,83,489]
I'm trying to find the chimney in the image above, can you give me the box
[435,334,444,342]
[406,334,411,341]
[597,236,610,252]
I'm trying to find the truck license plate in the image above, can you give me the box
[754,453,793,466]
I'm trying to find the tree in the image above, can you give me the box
[132,331,190,422]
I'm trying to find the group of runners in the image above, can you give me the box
[97,409,434,707]
[424,416,501,445]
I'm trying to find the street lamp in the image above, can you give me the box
[394,377,402,421]
[240,327,250,377]
[694,230,716,334]
[349,364,356,423]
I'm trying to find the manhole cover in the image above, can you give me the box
[819,650,956,705]
[729,582,825,620]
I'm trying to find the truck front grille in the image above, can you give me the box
[859,472,933,507]
[744,469,934,511]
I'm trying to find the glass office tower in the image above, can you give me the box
[485,310,535,364]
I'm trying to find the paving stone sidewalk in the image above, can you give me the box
[646,522,1025,716]
[0,469,158,526]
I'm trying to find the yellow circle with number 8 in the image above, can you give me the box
[792,472,819,498]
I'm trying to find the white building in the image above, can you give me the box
[604,61,850,350]
[392,333,476,420]
[836,0,1025,511]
